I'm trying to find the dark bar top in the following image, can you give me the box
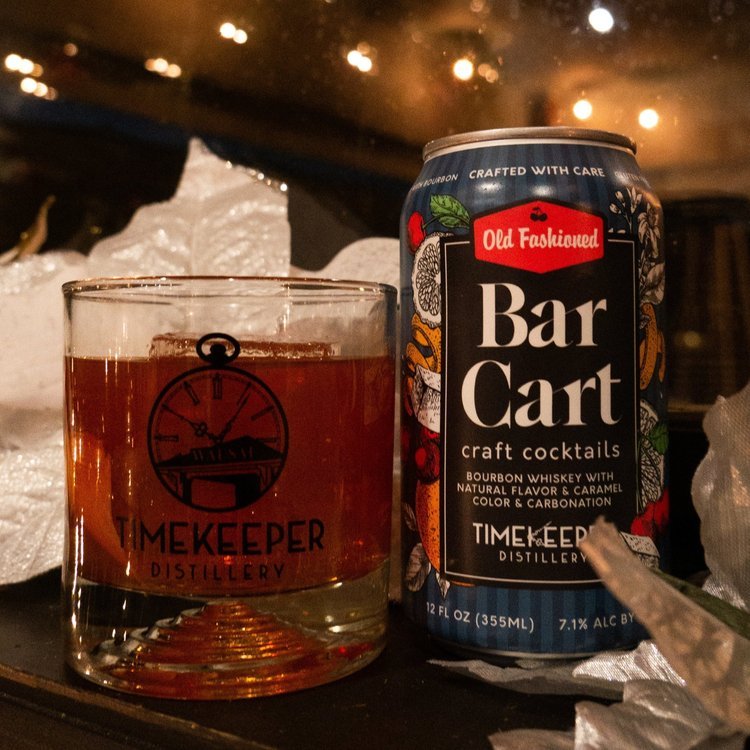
[0,571,587,749]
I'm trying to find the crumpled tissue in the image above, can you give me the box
[436,382,750,749]
[0,139,398,585]
[692,385,750,612]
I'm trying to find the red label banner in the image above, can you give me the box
[473,201,604,273]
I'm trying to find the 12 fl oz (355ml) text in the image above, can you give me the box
[426,601,536,634]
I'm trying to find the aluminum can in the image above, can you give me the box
[399,127,667,657]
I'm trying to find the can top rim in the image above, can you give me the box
[423,127,636,160]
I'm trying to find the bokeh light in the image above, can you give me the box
[588,7,615,33]
[638,108,660,129]
[573,98,593,120]
[347,44,375,73]
[452,57,474,81]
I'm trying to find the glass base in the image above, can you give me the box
[66,564,388,699]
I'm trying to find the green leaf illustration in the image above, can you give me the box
[648,421,669,455]
[430,194,470,228]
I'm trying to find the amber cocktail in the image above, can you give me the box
[63,277,396,699]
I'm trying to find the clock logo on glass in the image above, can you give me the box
[147,333,288,512]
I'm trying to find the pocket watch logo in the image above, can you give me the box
[147,333,288,512]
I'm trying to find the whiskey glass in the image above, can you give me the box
[63,276,396,698]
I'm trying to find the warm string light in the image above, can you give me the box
[346,43,375,73]
[572,97,662,129]
[20,77,57,99]
[0,6,665,129]
[477,63,500,83]
[219,22,250,45]
[573,98,593,120]
[588,7,615,33]
[5,52,57,99]
[5,53,42,77]
[452,57,474,81]
[144,57,182,78]
[638,108,660,129]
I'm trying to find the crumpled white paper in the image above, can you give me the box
[692,383,750,611]
[436,382,750,749]
[86,139,291,277]
[0,446,67,583]
[293,236,399,290]
[482,680,744,750]
[0,139,398,585]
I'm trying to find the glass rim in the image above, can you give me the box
[62,275,397,299]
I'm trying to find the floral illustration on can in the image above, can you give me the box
[609,187,668,547]
[403,196,469,598]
